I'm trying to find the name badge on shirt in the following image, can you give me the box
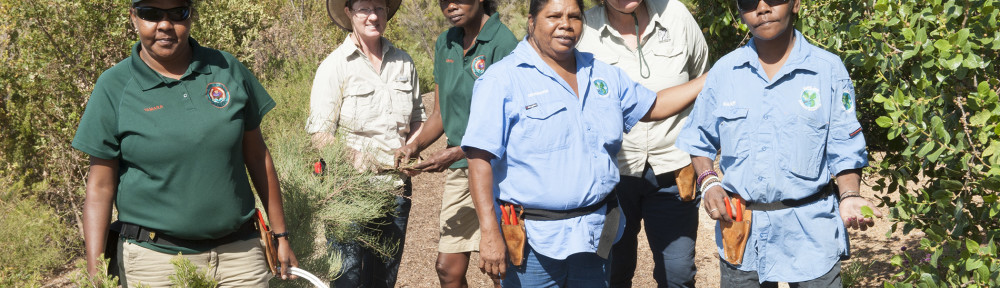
[396,76,409,82]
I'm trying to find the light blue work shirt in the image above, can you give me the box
[676,30,868,283]
[462,39,656,260]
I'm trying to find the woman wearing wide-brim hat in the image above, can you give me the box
[306,0,424,287]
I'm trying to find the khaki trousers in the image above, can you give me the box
[121,238,270,287]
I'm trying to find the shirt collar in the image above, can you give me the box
[593,1,665,41]
[738,29,814,82]
[344,34,394,59]
[511,38,595,96]
[476,12,503,42]
[129,38,210,91]
[446,12,504,50]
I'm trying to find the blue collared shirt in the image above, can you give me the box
[462,39,655,260]
[676,30,868,282]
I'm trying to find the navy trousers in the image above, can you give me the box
[610,164,700,288]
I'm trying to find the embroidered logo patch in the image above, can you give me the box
[799,86,821,111]
[471,55,487,78]
[841,92,852,111]
[657,29,671,43]
[594,79,609,96]
[206,82,230,108]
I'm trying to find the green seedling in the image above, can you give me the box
[860,206,875,219]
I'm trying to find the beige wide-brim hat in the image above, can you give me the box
[327,0,402,31]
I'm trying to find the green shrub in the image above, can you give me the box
[69,256,119,288]
[0,195,78,287]
[168,254,220,288]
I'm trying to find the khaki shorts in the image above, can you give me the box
[438,168,481,253]
[121,238,270,287]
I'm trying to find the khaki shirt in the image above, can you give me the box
[579,0,709,177]
[306,35,425,170]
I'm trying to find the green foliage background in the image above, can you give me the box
[0,0,997,286]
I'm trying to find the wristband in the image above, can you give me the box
[272,231,290,239]
[839,190,861,200]
[840,194,863,201]
[700,176,720,187]
[697,170,719,186]
[700,181,722,194]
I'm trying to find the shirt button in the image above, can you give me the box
[183,93,188,98]
[758,176,764,181]
[763,115,769,120]
[761,147,767,151]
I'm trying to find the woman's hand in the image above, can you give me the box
[702,186,734,222]
[478,227,507,280]
[839,197,883,231]
[410,146,464,173]
[276,238,299,280]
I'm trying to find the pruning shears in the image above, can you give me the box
[501,203,519,225]
[723,195,746,222]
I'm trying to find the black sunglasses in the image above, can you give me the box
[735,0,791,12]
[132,6,191,22]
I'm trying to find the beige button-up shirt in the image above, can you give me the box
[306,35,426,170]
[579,0,709,177]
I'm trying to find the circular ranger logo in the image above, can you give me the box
[471,55,487,78]
[841,92,853,111]
[206,82,230,108]
[799,86,821,111]
[594,79,609,96]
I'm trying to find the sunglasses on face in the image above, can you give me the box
[132,6,191,22]
[735,0,791,12]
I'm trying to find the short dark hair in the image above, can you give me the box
[481,0,497,15]
[527,0,585,39]
[528,0,584,17]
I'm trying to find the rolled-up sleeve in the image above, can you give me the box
[676,74,721,159]
[826,66,868,175]
[461,74,511,159]
[305,58,343,134]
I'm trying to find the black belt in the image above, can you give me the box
[119,219,256,248]
[744,182,838,211]
[506,191,621,259]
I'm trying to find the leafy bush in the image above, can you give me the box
[0,194,78,287]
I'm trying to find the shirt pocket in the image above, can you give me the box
[388,80,415,126]
[341,84,377,130]
[782,114,829,179]
[713,107,750,158]
[521,101,570,154]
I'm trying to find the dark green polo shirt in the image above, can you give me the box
[433,13,517,168]
[72,39,274,254]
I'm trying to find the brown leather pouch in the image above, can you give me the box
[500,203,526,266]
[254,209,279,275]
[720,195,752,265]
[674,165,697,201]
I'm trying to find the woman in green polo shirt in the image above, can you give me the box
[394,0,516,287]
[73,0,298,286]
